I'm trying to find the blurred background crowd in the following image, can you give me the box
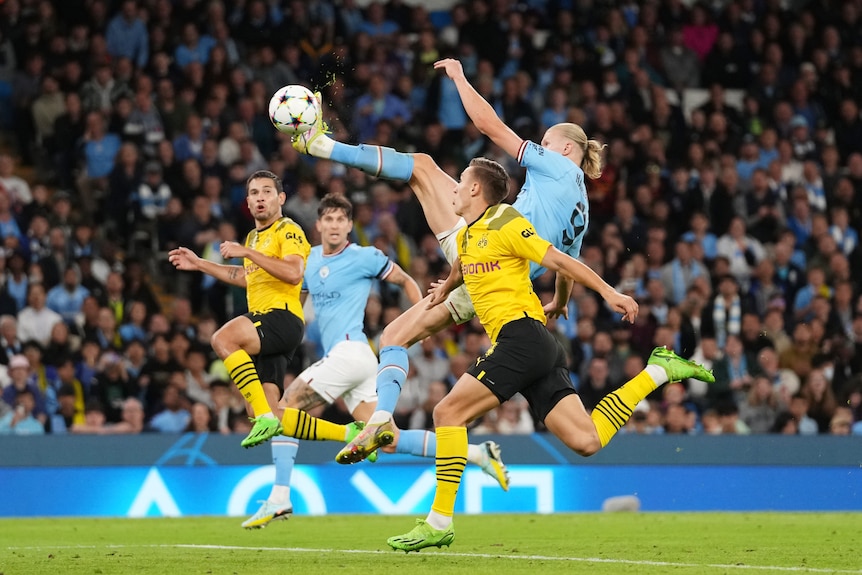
[1,0,862,438]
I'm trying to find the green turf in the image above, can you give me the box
[1,513,860,575]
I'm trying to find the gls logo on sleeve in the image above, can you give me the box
[521,227,535,238]
[285,232,304,243]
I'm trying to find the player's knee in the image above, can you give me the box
[559,431,601,457]
[431,400,461,428]
[379,321,406,348]
[210,326,240,357]
[210,328,228,355]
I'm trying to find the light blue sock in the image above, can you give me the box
[270,438,299,503]
[329,142,414,180]
[375,345,410,414]
[396,429,436,457]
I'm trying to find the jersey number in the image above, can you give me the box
[562,201,587,246]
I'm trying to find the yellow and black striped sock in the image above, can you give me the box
[431,426,468,518]
[281,407,346,441]
[224,349,271,418]
[591,371,658,447]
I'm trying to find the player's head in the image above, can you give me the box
[318,192,353,220]
[464,157,509,208]
[317,193,353,251]
[545,123,606,179]
[245,170,285,224]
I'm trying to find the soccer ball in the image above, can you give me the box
[268,85,320,135]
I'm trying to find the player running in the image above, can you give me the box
[386,157,715,551]
[242,193,509,528]
[292,58,601,463]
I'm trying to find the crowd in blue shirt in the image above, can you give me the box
[1,0,862,437]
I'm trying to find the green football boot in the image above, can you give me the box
[240,416,283,448]
[648,346,715,384]
[387,519,455,553]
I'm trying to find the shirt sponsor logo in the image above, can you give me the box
[313,291,341,306]
[462,261,501,275]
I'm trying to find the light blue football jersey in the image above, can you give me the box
[512,140,590,279]
[303,243,393,354]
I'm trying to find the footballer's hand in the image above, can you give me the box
[168,247,201,271]
[433,58,465,81]
[607,291,639,324]
[426,280,450,309]
[543,300,569,320]
[219,241,248,259]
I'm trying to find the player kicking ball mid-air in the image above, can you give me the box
[292,58,602,463]
[386,157,715,551]
[242,193,510,528]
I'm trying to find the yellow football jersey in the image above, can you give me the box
[243,217,310,319]
[457,204,552,341]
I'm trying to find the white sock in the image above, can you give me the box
[645,364,668,386]
[309,133,335,158]
[268,485,291,506]
[425,510,452,530]
[368,410,392,425]
[466,443,482,466]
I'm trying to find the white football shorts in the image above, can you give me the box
[436,218,476,325]
[300,339,378,413]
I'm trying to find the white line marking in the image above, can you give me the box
[5,544,861,574]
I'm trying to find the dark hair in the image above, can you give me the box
[246,170,283,195]
[317,193,353,219]
[468,157,509,205]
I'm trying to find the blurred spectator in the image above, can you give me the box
[284,178,319,233]
[0,387,45,435]
[660,26,700,92]
[91,351,137,422]
[186,401,216,433]
[801,368,837,433]
[0,154,32,208]
[828,406,854,436]
[183,346,214,408]
[78,111,122,215]
[3,353,45,416]
[46,383,84,434]
[473,393,534,434]
[716,216,766,290]
[660,237,710,306]
[46,266,90,328]
[407,379,448,431]
[210,379,242,434]
[738,374,785,434]
[715,400,750,435]
[105,0,149,69]
[148,383,190,433]
[17,282,63,347]
[0,315,23,365]
[353,75,410,141]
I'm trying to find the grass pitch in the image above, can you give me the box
[1,513,859,575]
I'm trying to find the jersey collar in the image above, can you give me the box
[323,241,351,257]
[256,218,279,233]
[466,205,496,229]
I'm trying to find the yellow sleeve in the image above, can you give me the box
[500,216,552,264]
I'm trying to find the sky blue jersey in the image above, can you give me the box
[512,140,590,279]
[303,243,393,354]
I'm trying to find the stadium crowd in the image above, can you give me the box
[1,0,862,438]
